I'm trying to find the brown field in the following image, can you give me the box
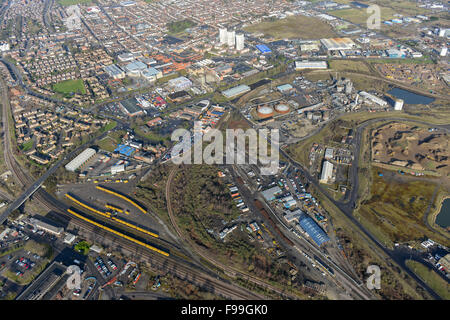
[371,122,450,176]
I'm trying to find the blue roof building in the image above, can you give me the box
[298,215,330,246]
[256,44,271,53]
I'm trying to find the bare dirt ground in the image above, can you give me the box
[371,122,449,176]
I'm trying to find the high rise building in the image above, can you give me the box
[236,34,245,51]
[219,28,227,44]
[227,30,236,48]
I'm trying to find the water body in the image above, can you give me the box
[387,88,435,105]
[435,198,450,228]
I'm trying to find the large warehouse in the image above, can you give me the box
[320,38,356,51]
[222,84,251,98]
[298,215,330,247]
[319,160,333,184]
[65,148,96,172]
[295,60,328,70]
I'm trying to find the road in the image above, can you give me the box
[277,116,448,300]
[164,166,297,299]
[1,76,268,300]
[0,76,114,224]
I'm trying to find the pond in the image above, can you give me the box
[435,197,450,228]
[387,88,435,105]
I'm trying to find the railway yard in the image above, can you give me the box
[0,0,449,306]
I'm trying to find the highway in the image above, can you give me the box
[226,93,447,299]
[0,77,269,300]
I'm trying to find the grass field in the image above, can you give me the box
[52,79,86,95]
[329,0,429,25]
[20,140,33,152]
[329,7,396,25]
[329,60,372,74]
[244,15,338,40]
[406,260,450,299]
[313,184,430,299]
[355,165,450,246]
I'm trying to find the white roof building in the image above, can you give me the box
[319,161,333,184]
[64,233,76,245]
[324,148,334,160]
[359,91,387,106]
[295,60,328,70]
[65,148,96,172]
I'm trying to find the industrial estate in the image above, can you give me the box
[0,0,448,306]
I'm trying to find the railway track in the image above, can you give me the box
[165,166,301,300]
[1,79,265,300]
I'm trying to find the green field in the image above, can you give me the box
[406,260,450,299]
[329,0,429,25]
[329,60,372,74]
[20,140,33,152]
[167,19,197,34]
[52,79,86,95]
[244,15,338,40]
[57,0,92,6]
[329,7,396,25]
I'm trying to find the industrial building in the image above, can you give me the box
[298,214,330,247]
[438,254,450,272]
[284,209,303,223]
[120,98,144,116]
[319,160,333,184]
[222,84,251,98]
[359,91,388,107]
[65,148,96,172]
[324,148,334,160]
[256,44,271,54]
[386,49,406,58]
[261,186,282,201]
[320,38,356,51]
[394,99,404,111]
[295,60,328,70]
[111,164,125,174]
[30,217,64,235]
[277,84,293,93]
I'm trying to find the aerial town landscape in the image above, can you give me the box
[0,0,448,308]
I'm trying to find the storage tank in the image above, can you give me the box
[257,106,274,119]
[275,104,290,114]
